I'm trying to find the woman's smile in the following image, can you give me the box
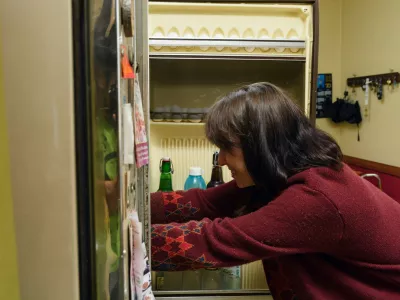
[219,148,254,188]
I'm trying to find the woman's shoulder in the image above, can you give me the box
[285,163,395,214]
[283,164,369,208]
[287,163,359,190]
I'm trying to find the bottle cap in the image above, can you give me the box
[189,167,202,176]
[212,151,219,166]
[160,157,174,173]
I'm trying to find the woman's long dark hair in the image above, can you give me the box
[205,82,343,198]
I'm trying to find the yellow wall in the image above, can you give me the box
[317,0,400,167]
[0,33,20,300]
[340,0,400,166]
[316,0,342,141]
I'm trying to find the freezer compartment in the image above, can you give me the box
[149,2,311,57]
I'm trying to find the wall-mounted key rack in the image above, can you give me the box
[347,72,400,87]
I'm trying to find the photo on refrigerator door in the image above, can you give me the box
[134,78,149,167]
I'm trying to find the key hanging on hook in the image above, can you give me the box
[377,78,383,100]
[352,74,357,93]
[370,79,376,93]
[361,79,366,91]
[387,78,393,91]
[363,78,371,117]
[389,69,397,90]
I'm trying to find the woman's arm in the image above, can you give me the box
[151,180,255,224]
[151,185,343,271]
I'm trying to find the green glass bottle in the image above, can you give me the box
[156,157,174,290]
[158,157,174,192]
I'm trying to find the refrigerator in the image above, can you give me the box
[73,0,320,299]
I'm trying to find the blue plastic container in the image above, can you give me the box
[184,167,206,190]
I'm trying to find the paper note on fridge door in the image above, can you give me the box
[134,78,149,168]
[123,103,134,164]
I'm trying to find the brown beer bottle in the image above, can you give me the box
[206,151,224,189]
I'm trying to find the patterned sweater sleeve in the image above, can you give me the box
[151,180,255,224]
[151,185,344,271]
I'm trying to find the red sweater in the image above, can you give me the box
[151,164,400,299]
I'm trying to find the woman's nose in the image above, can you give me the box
[218,150,227,166]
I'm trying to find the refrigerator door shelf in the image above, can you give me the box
[154,289,273,300]
[156,297,272,300]
[149,37,305,51]
[155,297,273,300]
[149,53,306,60]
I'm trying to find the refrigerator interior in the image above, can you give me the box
[145,0,315,296]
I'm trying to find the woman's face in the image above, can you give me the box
[218,148,255,188]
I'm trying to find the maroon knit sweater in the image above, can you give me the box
[151,164,400,299]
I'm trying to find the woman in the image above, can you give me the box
[150,82,400,299]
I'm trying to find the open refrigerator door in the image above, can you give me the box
[74,0,152,298]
